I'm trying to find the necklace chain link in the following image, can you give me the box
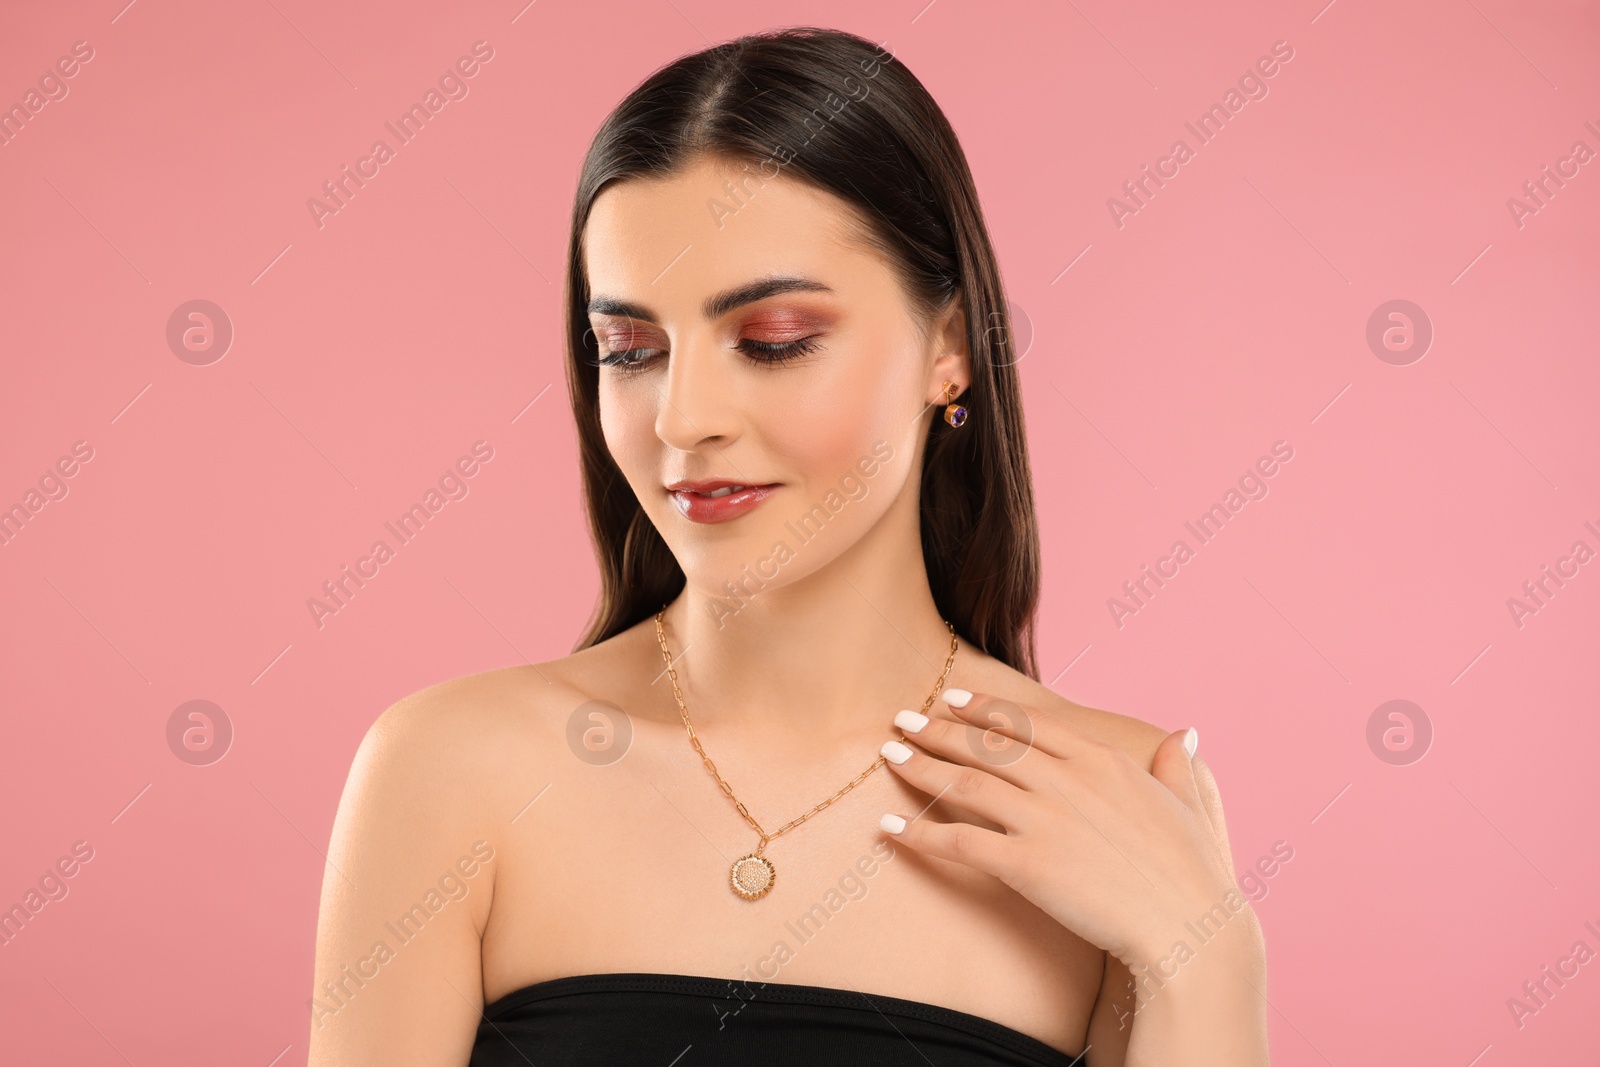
[653,608,959,851]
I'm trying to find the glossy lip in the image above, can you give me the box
[665,479,781,524]
[664,477,765,493]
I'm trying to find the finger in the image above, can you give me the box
[892,705,1041,789]
[1149,727,1205,815]
[1189,754,1236,871]
[877,807,1021,882]
[878,735,1032,831]
[940,689,1101,763]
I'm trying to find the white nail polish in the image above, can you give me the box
[880,739,913,764]
[894,709,929,733]
[1183,727,1198,758]
[880,813,906,834]
[941,687,971,708]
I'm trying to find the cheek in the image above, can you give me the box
[771,329,918,475]
[765,401,864,473]
[599,380,659,483]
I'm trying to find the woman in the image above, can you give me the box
[309,26,1268,1066]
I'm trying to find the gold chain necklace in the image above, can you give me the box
[653,607,959,900]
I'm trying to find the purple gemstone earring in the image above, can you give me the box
[942,380,968,428]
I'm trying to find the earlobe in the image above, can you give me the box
[929,375,963,404]
[940,380,969,428]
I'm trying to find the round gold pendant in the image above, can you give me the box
[730,854,776,899]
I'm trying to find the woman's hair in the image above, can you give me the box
[565,25,1041,678]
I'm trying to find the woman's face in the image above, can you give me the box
[582,154,965,604]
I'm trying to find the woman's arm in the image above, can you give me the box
[1083,756,1270,1066]
[1083,949,1137,1064]
[1116,755,1269,1066]
[307,690,499,1066]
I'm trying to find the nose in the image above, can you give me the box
[654,335,739,451]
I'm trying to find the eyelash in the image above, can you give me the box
[593,336,821,374]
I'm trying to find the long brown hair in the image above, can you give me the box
[564,26,1040,678]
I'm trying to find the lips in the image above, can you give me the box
[665,479,781,524]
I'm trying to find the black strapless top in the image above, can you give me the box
[469,972,1086,1066]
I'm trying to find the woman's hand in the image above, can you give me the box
[875,688,1245,974]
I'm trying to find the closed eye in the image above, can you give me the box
[592,335,821,374]
[736,336,821,364]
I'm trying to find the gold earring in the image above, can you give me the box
[941,380,968,428]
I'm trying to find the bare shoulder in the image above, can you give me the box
[357,648,617,804]
[354,617,667,813]
[959,652,1173,773]
[309,655,613,1064]
[368,662,566,760]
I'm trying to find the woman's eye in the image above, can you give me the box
[595,336,821,374]
[596,347,662,372]
[737,336,821,364]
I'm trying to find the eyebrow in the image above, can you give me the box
[586,275,835,324]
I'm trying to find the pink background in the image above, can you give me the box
[3,0,1597,1063]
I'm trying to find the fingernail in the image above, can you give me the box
[880,739,914,764]
[880,813,906,834]
[941,687,971,708]
[1182,727,1198,758]
[894,709,929,733]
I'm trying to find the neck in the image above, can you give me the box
[656,517,961,749]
